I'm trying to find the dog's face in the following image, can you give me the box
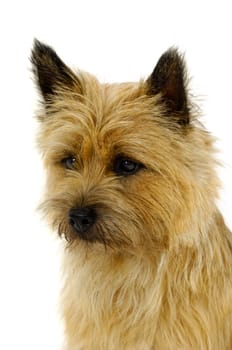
[32,40,218,253]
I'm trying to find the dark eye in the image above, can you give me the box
[114,157,143,176]
[61,156,76,170]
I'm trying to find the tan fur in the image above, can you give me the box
[33,42,232,349]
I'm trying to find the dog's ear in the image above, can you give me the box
[31,39,82,102]
[147,48,189,125]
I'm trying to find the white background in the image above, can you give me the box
[0,1,231,349]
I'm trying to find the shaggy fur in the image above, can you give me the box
[32,39,232,349]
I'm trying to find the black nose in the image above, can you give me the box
[69,207,96,234]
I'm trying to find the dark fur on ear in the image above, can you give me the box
[147,48,189,125]
[31,39,82,102]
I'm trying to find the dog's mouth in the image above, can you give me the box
[55,210,106,244]
[77,231,100,244]
[44,198,133,248]
[70,224,99,243]
[57,214,132,249]
[57,218,98,243]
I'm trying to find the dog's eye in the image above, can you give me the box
[61,156,76,170]
[114,157,143,176]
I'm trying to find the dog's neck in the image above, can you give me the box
[60,209,232,349]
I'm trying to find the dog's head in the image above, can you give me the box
[32,40,218,253]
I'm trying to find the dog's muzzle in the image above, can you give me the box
[69,206,96,236]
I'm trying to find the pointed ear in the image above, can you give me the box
[147,48,189,125]
[31,39,82,102]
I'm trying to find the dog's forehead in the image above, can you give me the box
[76,79,162,133]
[52,81,153,126]
[41,77,167,160]
[103,81,145,105]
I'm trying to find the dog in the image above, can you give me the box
[32,39,232,349]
